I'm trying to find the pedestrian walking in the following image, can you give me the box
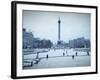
[36,52,39,59]
[46,54,48,59]
[72,55,74,60]
[87,51,89,56]
[35,60,39,64]
[31,61,33,66]
[76,52,77,56]
[66,50,67,54]
[63,52,65,56]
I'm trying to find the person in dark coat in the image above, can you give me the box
[63,52,65,56]
[76,52,77,56]
[46,54,48,59]
[72,55,74,60]
[87,51,89,56]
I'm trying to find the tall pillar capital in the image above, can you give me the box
[57,17,61,45]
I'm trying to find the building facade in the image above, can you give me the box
[23,28,34,49]
[69,37,90,48]
[23,28,53,49]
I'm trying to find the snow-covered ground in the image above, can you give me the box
[23,49,91,69]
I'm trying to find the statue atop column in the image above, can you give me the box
[57,17,61,45]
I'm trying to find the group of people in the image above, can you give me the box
[45,49,90,60]
[63,51,77,60]
[63,50,90,60]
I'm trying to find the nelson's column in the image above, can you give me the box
[57,17,61,45]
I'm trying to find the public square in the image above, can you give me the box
[22,10,91,69]
[23,48,90,69]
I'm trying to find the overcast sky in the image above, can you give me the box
[22,10,91,43]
